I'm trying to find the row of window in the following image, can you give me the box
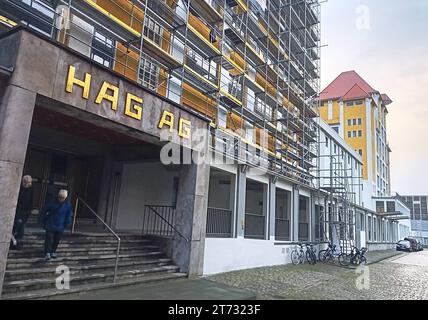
[347,130,363,138]
[347,118,362,126]
[324,136,361,169]
[346,100,364,106]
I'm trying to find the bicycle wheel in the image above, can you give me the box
[311,251,317,265]
[306,250,316,265]
[318,250,327,262]
[338,253,351,266]
[360,255,367,265]
[352,254,361,266]
[324,251,333,263]
[291,250,301,265]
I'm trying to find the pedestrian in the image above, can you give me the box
[11,175,34,250]
[42,189,72,261]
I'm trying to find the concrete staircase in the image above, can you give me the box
[1,231,186,300]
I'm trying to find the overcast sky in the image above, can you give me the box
[321,0,428,195]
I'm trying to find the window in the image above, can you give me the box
[143,16,162,45]
[358,118,362,125]
[246,88,255,111]
[356,100,363,105]
[348,119,352,126]
[275,139,282,157]
[245,121,254,142]
[139,58,160,90]
[359,149,363,156]
[346,101,354,106]
[348,131,351,138]
[325,137,329,147]
[91,31,114,68]
[188,48,217,80]
[218,107,227,128]
[386,201,395,213]
[277,111,283,132]
[358,130,362,137]
[334,144,337,154]
[353,131,357,137]
[353,119,357,125]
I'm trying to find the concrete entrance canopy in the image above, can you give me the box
[0,27,209,148]
[0,27,211,295]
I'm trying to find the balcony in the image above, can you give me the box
[220,83,243,108]
[186,23,221,58]
[206,207,233,238]
[141,35,183,69]
[244,213,265,240]
[190,0,224,23]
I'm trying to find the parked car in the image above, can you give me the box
[396,240,411,252]
[416,241,424,252]
[404,237,419,252]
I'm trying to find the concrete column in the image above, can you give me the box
[292,185,299,241]
[173,151,210,277]
[97,155,114,224]
[268,178,276,241]
[235,165,247,238]
[229,175,236,238]
[309,193,315,242]
[339,101,345,139]
[262,183,269,240]
[0,85,36,296]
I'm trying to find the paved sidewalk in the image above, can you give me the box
[366,249,402,265]
[48,250,403,300]
[208,251,428,300]
[49,278,256,300]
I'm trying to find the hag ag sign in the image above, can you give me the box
[64,64,194,141]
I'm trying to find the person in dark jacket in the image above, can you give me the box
[42,189,72,261]
[11,175,34,249]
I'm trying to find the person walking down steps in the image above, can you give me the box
[42,189,72,261]
[11,175,34,250]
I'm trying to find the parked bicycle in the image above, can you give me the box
[291,243,317,265]
[291,244,305,265]
[318,243,341,263]
[305,243,317,265]
[338,246,368,266]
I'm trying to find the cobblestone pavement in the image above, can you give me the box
[207,251,428,300]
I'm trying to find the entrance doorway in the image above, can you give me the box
[23,146,95,221]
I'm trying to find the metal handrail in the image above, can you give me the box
[145,205,190,243]
[71,197,121,283]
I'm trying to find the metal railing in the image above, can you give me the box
[142,205,189,242]
[244,213,265,240]
[206,207,233,238]
[71,197,121,283]
[275,218,290,241]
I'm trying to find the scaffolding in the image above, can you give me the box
[0,0,321,187]
[316,152,363,254]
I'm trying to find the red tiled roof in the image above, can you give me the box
[381,94,393,105]
[320,70,377,101]
[342,84,369,101]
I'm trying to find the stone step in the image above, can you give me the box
[6,251,165,269]
[17,239,151,247]
[4,258,173,282]
[7,245,160,259]
[22,233,146,241]
[1,272,187,300]
[2,265,181,295]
